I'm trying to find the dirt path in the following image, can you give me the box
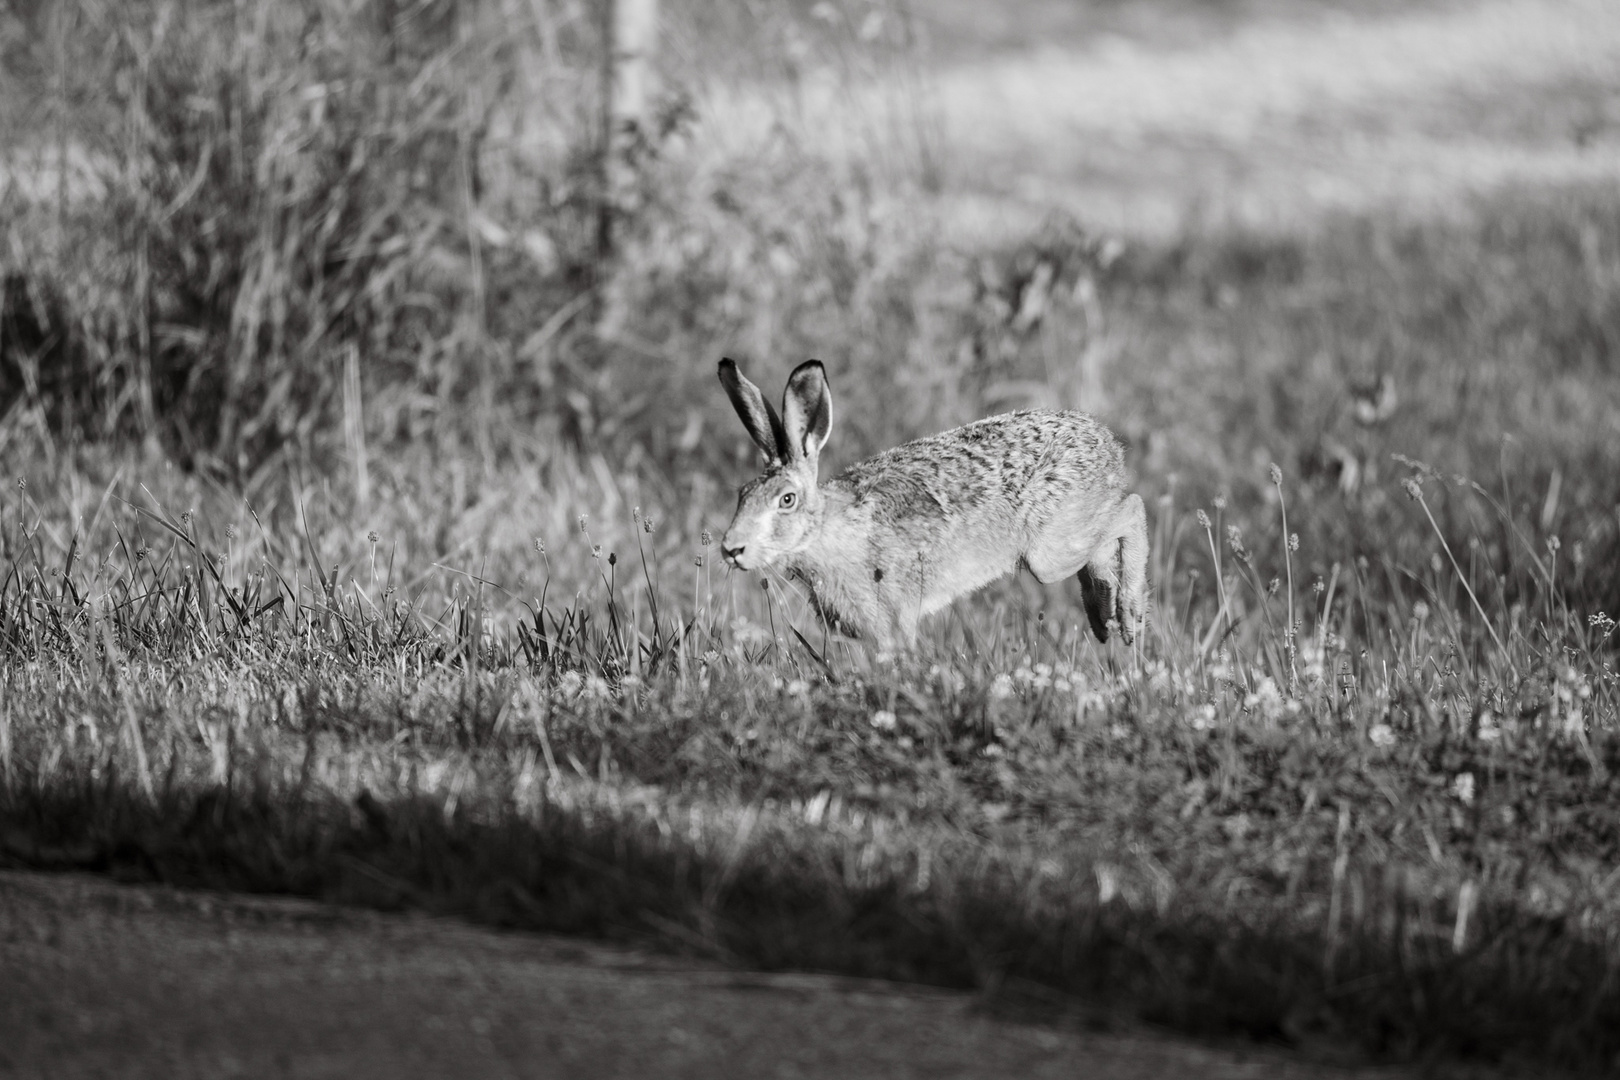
[1,870,1408,1080]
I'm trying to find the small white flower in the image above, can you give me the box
[1368,723,1396,748]
[555,670,585,699]
[1244,677,1286,720]
[1476,711,1500,742]
[989,674,1015,701]
[870,709,898,732]
[1452,772,1476,806]
[1189,703,1217,732]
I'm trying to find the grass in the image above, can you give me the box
[2,0,1620,1074]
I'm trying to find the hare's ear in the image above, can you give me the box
[781,360,832,464]
[719,358,788,466]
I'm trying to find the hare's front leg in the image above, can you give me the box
[1113,493,1149,643]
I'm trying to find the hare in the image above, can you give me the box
[718,358,1147,651]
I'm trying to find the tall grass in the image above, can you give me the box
[2,0,1620,1072]
[0,445,1616,1069]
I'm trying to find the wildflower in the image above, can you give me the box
[1412,601,1429,623]
[1243,677,1285,720]
[1476,710,1500,742]
[1213,492,1227,511]
[632,506,641,524]
[1269,463,1283,486]
[1368,723,1396,748]
[226,524,239,540]
[1196,509,1211,529]
[989,673,1015,701]
[1221,812,1253,841]
[1547,535,1561,554]
[701,530,712,547]
[534,537,545,554]
[1077,690,1108,717]
[1189,703,1216,732]
[694,555,704,567]
[1402,478,1422,500]
[1452,772,1476,806]
[1554,665,1591,736]
[607,552,617,567]
[556,670,585,699]
[1226,525,1246,559]
[643,518,656,534]
[591,545,602,560]
[14,478,23,491]
[1298,638,1326,683]
[1288,532,1299,552]
[870,710,898,732]
[578,514,588,534]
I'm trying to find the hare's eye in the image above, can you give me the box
[779,491,797,510]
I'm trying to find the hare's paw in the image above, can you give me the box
[1077,565,1114,643]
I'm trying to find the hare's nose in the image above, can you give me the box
[721,542,746,564]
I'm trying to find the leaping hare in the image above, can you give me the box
[718,358,1148,651]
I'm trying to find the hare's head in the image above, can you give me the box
[717,358,833,571]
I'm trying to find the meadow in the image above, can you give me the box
[2,0,1619,1072]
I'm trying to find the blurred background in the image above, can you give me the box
[1,0,1617,631]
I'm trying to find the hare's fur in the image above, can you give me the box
[718,359,1147,651]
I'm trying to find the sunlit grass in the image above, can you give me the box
[2,0,1619,1071]
[1,434,1616,1068]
